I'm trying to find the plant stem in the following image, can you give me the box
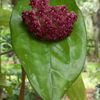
[19,67,26,100]
[0,88,3,100]
[0,57,1,73]
[1,0,3,8]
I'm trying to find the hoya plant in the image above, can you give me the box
[10,0,87,100]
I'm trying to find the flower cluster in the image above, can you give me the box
[22,0,77,41]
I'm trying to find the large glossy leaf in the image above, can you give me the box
[10,0,86,100]
[67,75,86,100]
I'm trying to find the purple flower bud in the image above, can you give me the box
[22,0,77,41]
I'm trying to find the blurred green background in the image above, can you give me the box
[0,0,100,100]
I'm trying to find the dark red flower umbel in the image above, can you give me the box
[22,0,77,41]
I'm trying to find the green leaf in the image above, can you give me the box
[10,0,87,100]
[0,8,11,27]
[6,86,13,96]
[66,75,86,100]
[0,74,8,87]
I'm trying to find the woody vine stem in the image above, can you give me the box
[19,67,26,100]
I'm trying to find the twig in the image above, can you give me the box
[19,67,26,100]
[0,50,13,56]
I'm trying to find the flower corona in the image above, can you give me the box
[22,0,77,41]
